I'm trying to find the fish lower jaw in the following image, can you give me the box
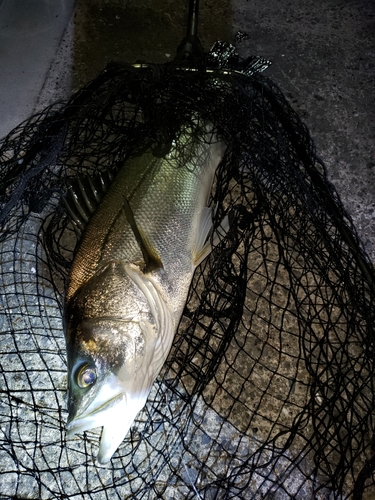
[66,391,148,465]
[66,391,124,435]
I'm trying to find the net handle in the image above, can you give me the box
[174,0,204,66]
[187,0,199,37]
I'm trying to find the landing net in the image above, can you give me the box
[0,46,374,499]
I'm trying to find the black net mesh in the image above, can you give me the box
[0,47,374,499]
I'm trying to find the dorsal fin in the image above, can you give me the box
[63,170,115,236]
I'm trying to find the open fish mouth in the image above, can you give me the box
[66,392,125,437]
[66,387,147,464]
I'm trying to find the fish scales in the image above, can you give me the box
[64,122,226,464]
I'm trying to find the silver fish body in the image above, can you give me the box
[64,122,226,464]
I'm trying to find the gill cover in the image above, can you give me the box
[65,263,175,464]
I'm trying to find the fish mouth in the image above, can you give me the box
[66,387,148,465]
[66,391,125,437]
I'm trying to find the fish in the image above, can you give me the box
[63,119,227,464]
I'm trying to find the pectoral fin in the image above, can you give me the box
[122,197,163,273]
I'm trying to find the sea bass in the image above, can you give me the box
[63,120,226,464]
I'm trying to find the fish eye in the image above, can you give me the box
[76,364,97,388]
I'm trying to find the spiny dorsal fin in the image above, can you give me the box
[63,170,115,236]
[122,197,163,273]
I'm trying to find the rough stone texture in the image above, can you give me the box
[231,0,375,259]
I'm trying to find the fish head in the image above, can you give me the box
[64,262,161,464]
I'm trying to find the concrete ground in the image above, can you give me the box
[0,0,374,260]
[0,1,374,498]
